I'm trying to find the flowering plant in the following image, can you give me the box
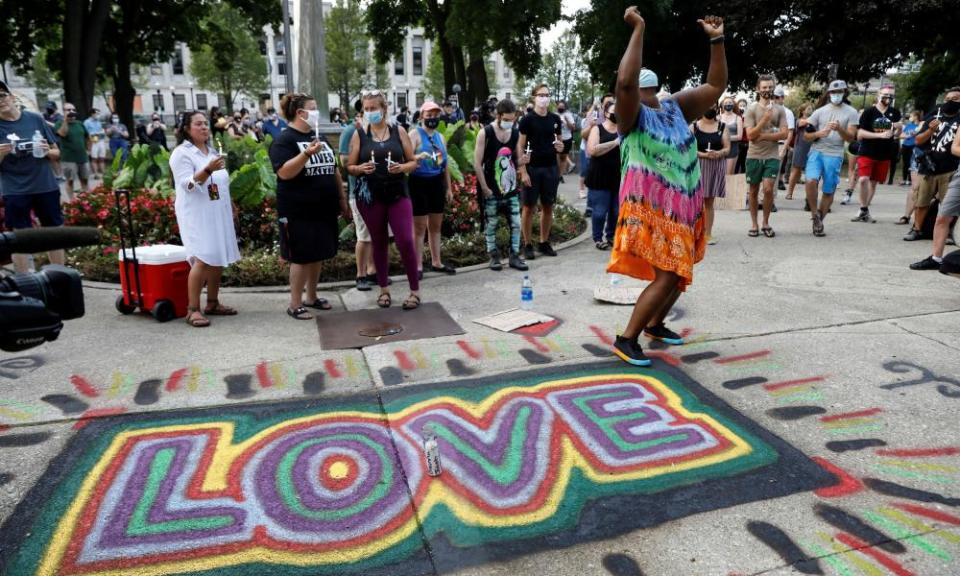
[62,186,179,248]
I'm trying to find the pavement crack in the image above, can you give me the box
[890,320,960,352]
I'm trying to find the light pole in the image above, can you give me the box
[280,0,294,95]
[154,81,164,116]
[188,81,195,109]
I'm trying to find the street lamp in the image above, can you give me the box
[154,81,164,114]
[188,81,195,109]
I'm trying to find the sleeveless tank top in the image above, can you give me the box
[411,126,447,178]
[357,123,407,204]
[694,121,725,153]
[481,124,520,197]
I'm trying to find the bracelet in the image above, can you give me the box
[709,35,725,44]
[204,167,212,176]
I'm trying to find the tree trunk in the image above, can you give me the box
[112,48,136,144]
[452,46,467,109]
[62,0,110,118]
[63,1,84,112]
[465,56,488,113]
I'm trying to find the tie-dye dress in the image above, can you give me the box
[607,99,705,290]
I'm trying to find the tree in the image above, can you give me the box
[535,29,589,106]
[422,44,446,101]
[190,3,268,115]
[20,48,61,95]
[325,0,371,108]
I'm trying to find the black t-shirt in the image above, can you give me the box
[585,124,621,192]
[269,126,341,219]
[858,106,901,159]
[519,110,562,167]
[917,111,960,175]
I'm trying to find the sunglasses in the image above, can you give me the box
[361,89,383,97]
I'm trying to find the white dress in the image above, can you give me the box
[169,141,241,267]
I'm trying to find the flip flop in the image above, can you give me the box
[185,309,210,327]
[304,298,333,310]
[748,229,760,237]
[761,227,776,238]
[286,306,314,320]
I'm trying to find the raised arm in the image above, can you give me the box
[673,16,727,123]
[615,6,646,135]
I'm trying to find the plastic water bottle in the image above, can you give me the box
[31,130,44,158]
[424,435,442,477]
[520,275,533,310]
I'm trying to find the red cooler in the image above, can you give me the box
[116,244,190,322]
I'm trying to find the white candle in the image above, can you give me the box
[706,141,711,152]
[216,138,223,156]
[936,107,942,121]
[370,150,375,165]
[387,151,392,165]
[525,142,531,155]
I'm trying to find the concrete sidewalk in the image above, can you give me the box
[1,179,959,576]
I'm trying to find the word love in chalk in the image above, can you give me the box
[32,374,765,575]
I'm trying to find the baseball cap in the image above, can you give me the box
[420,100,442,114]
[828,80,848,92]
[638,68,659,89]
[773,86,785,97]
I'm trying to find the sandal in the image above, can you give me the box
[304,298,333,310]
[761,227,776,238]
[377,292,392,308]
[204,299,237,315]
[286,306,314,320]
[185,308,210,327]
[402,293,421,310]
[428,262,456,275]
[748,229,760,237]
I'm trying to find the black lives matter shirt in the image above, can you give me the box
[857,106,902,160]
[519,110,562,167]
[918,111,960,175]
[269,126,341,219]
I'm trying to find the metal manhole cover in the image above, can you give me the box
[358,322,403,338]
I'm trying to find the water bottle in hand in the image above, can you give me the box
[520,275,533,310]
[31,130,45,158]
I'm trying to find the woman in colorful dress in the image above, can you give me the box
[609,7,727,366]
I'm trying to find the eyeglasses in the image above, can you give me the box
[535,93,551,97]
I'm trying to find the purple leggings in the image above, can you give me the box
[358,196,419,291]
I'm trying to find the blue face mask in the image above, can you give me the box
[365,110,383,124]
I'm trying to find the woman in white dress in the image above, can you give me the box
[169,111,241,327]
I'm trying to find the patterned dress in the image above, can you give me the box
[608,99,705,290]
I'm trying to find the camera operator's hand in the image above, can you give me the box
[38,139,51,157]
[205,155,226,173]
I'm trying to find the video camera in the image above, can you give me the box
[0,227,100,352]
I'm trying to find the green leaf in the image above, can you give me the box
[446,154,464,184]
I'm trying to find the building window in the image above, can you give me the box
[505,92,511,101]
[172,46,184,75]
[416,92,425,107]
[259,40,268,55]
[150,65,162,76]
[152,93,164,111]
[394,55,404,76]
[503,66,510,79]
[275,36,285,55]
[397,92,408,110]
[196,94,208,110]
[277,61,287,76]
[413,47,423,76]
[174,94,186,113]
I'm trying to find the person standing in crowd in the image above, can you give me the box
[557,100,576,177]
[226,111,246,139]
[719,96,742,175]
[448,96,465,123]
[608,8,726,366]
[169,111,241,327]
[408,101,456,277]
[270,93,351,320]
[734,97,749,174]
[467,111,482,131]
[396,106,410,130]
[106,112,130,161]
[803,81,860,237]
[692,102,730,244]
[774,86,795,194]
[0,80,64,273]
[441,101,455,125]
[475,99,528,271]
[347,90,422,310]
[786,103,814,201]
[261,107,287,141]
[54,103,90,201]
[743,74,788,238]
[911,120,960,271]
[852,85,901,223]
[579,93,615,205]
[585,99,622,250]
[517,84,564,260]
[897,110,923,225]
[84,108,107,178]
[145,113,168,150]
[339,100,377,291]
[904,87,960,243]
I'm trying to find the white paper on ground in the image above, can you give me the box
[472,308,554,332]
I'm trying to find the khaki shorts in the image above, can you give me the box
[62,162,90,182]
[90,139,109,159]
[348,197,392,242]
[915,172,953,208]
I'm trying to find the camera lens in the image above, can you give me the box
[2,265,85,320]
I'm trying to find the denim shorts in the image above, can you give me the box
[804,149,843,194]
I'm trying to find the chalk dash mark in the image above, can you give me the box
[814,503,905,553]
[722,377,768,390]
[301,372,325,396]
[864,478,960,506]
[518,349,551,365]
[446,359,475,377]
[767,406,827,421]
[379,367,405,386]
[0,432,52,448]
[826,439,887,453]
[746,521,823,575]
[602,552,645,576]
[681,351,720,364]
[40,394,89,416]
[224,374,256,400]
[581,343,608,357]
[133,379,161,405]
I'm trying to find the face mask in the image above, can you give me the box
[703,109,718,120]
[880,97,893,105]
[723,104,734,112]
[830,93,843,105]
[941,100,960,116]
[270,113,278,121]
[301,110,319,128]
[423,117,440,129]
[607,113,617,123]
[535,96,549,108]
[499,119,514,130]
[365,110,383,124]
[557,107,566,114]
[759,90,773,100]
[111,117,119,124]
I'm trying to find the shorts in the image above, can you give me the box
[857,156,890,183]
[279,216,338,264]
[349,196,371,242]
[3,190,65,230]
[561,138,573,155]
[726,141,740,159]
[804,149,843,194]
[62,162,90,181]
[940,172,960,218]
[744,158,780,184]
[521,165,559,207]
[408,174,446,216]
[916,172,954,208]
[90,139,109,159]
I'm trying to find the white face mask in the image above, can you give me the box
[301,109,319,128]
[499,119,514,130]
[830,93,843,105]
[535,96,549,108]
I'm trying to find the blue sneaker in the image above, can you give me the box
[643,323,684,345]
[613,336,652,367]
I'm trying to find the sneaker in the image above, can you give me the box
[508,252,529,271]
[489,250,503,271]
[643,323,685,345]
[850,209,872,223]
[523,243,536,260]
[356,276,373,291]
[903,228,921,241]
[840,189,853,205]
[584,207,592,217]
[910,256,942,271]
[812,211,825,237]
[777,181,786,191]
[707,236,718,245]
[538,241,557,257]
[613,336,652,367]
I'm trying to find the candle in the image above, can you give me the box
[315,121,319,141]
[387,151,392,165]
[216,138,223,156]
[936,107,942,121]
[706,141,711,152]
[370,150,375,165]
[525,142,531,155]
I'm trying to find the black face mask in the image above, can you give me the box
[423,117,440,129]
[557,108,566,113]
[723,104,734,111]
[758,90,773,100]
[607,113,617,123]
[703,109,718,120]
[942,100,960,116]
